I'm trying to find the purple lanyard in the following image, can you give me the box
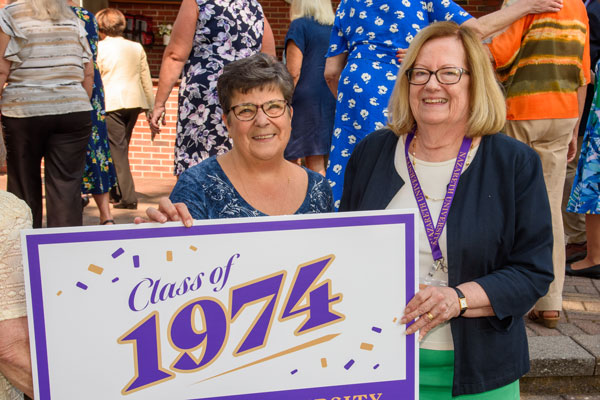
[404,132,472,272]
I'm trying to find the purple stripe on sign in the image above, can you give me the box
[112,277,119,283]
[372,326,382,333]
[133,255,140,268]
[344,359,355,370]
[290,369,298,375]
[112,248,124,258]
[76,282,88,290]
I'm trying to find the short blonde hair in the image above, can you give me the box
[387,21,506,138]
[96,8,126,37]
[290,0,335,25]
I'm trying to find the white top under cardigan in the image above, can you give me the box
[387,136,479,351]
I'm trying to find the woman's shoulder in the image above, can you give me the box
[177,157,224,185]
[0,191,32,229]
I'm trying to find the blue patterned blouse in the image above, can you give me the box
[170,157,334,219]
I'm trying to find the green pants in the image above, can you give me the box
[420,349,519,399]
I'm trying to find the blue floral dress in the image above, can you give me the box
[567,59,600,214]
[175,0,264,175]
[170,157,334,218]
[73,6,117,195]
[325,0,471,209]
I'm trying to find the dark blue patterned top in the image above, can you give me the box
[170,157,334,219]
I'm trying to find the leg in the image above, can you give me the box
[562,135,587,252]
[505,119,576,316]
[44,112,92,227]
[106,108,140,205]
[304,155,326,176]
[92,192,114,224]
[571,214,600,269]
[2,116,47,228]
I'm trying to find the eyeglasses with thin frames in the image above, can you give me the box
[406,67,470,85]
[227,99,288,121]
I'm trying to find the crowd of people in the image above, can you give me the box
[0,0,599,398]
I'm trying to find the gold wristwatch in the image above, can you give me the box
[453,287,468,317]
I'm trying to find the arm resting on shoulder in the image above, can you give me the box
[150,0,197,132]
[261,17,276,57]
[285,40,303,87]
[324,53,347,97]
[462,0,562,39]
[0,317,33,398]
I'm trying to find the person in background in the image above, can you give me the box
[487,0,590,328]
[341,22,553,398]
[140,53,332,224]
[0,130,34,400]
[283,0,336,176]
[96,8,154,211]
[148,0,276,176]
[566,56,600,279]
[0,0,93,228]
[71,3,118,225]
[562,0,600,265]
[323,0,562,209]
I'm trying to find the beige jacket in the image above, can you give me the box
[98,36,154,112]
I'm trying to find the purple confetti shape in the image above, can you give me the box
[373,364,380,370]
[290,369,298,375]
[372,326,382,333]
[344,359,355,370]
[112,248,125,258]
[76,282,88,290]
[112,277,119,283]
[133,255,140,268]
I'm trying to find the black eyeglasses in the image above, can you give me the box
[227,99,288,121]
[406,67,470,85]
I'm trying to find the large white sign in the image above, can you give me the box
[22,210,418,399]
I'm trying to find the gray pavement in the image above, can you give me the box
[2,173,600,397]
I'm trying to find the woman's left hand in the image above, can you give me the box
[401,286,460,341]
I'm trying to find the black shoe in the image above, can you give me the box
[113,201,137,210]
[566,263,600,279]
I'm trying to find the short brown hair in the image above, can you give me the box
[96,8,126,37]
[387,21,506,138]
[217,53,295,114]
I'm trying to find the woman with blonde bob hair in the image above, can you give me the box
[283,0,336,175]
[340,21,554,398]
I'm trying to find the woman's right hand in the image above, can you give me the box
[134,197,194,227]
[149,104,166,139]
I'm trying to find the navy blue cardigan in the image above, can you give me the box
[340,130,554,396]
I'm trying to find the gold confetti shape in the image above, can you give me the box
[320,358,328,368]
[56,290,63,296]
[166,251,173,261]
[189,245,198,251]
[360,343,374,351]
[88,264,104,275]
[393,317,397,323]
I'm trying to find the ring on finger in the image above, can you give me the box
[426,312,434,321]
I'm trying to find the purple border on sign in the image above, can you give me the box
[24,214,416,399]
